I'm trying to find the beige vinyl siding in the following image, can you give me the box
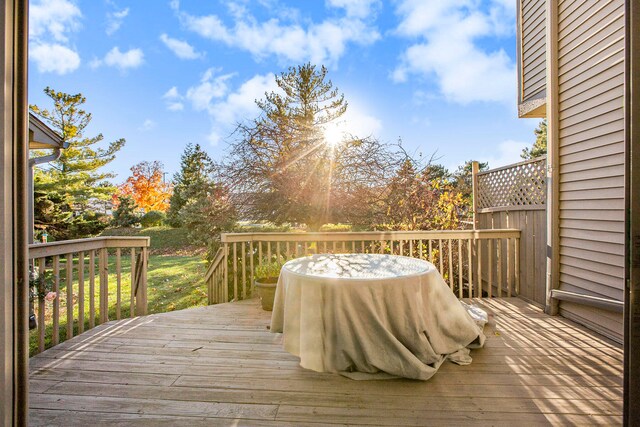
[559,300,623,339]
[556,0,625,342]
[521,0,547,102]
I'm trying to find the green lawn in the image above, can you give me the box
[30,227,208,356]
[100,226,204,255]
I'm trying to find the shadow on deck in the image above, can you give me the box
[29,298,622,426]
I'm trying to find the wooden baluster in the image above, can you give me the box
[467,240,472,299]
[323,241,327,253]
[223,243,228,303]
[515,237,520,295]
[458,240,463,299]
[488,239,493,299]
[507,238,512,297]
[37,258,46,353]
[342,241,346,253]
[477,238,483,299]
[89,251,95,328]
[99,248,108,324]
[438,239,443,276]
[213,267,218,304]
[77,251,85,334]
[409,240,414,258]
[448,239,454,290]
[66,253,73,339]
[242,242,247,299]
[267,242,272,261]
[137,246,148,315]
[428,240,433,263]
[215,267,219,304]
[116,248,122,320]
[258,241,263,263]
[52,256,60,346]
[497,239,503,297]
[233,243,238,301]
[399,240,403,256]
[360,241,365,253]
[130,248,136,317]
[276,242,281,260]
[249,241,255,296]
[332,241,337,253]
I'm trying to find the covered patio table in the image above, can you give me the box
[270,253,486,380]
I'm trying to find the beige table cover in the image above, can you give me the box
[270,254,486,380]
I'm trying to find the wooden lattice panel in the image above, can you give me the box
[476,157,546,211]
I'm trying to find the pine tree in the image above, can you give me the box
[30,87,125,239]
[166,143,215,227]
[111,195,140,228]
[521,119,547,159]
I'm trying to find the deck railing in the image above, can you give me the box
[28,236,150,354]
[204,230,521,304]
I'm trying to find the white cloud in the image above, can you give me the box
[30,43,81,74]
[185,68,235,111]
[174,4,379,67]
[206,73,279,144]
[92,47,144,70]
[139,119,157,131]
[29,0,82,74]
[160,33,203,59]
[326,0,381,19]
[208,73,276,125]
[106,7,129,35]
[162,86,185,111]
[392,0,516,105]
[30,0,82,42]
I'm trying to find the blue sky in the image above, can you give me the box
[28,0,541,182]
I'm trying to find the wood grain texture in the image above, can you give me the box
[29,297,623,426]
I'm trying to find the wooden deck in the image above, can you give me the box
[29,298,623,426]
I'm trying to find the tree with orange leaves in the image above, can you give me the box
[119,161,172,212]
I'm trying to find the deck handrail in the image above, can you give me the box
[203,247,227,304]
[28,236,150,355]
[207,229,521,305]
[221,229,521,242]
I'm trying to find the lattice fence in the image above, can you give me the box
[476,156,546,211]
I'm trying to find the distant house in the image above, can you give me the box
[28,112,66,242]
[28,112,63,151]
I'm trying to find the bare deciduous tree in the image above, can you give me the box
[223,63,400,230]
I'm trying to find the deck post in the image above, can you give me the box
[0,0,30,422]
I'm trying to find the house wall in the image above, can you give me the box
[518,0,626,342]
[555,0,625,342]
[519,0,547,110]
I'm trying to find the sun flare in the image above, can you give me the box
[323,123,345,148]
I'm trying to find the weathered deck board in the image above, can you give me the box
[29,297,623,426]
